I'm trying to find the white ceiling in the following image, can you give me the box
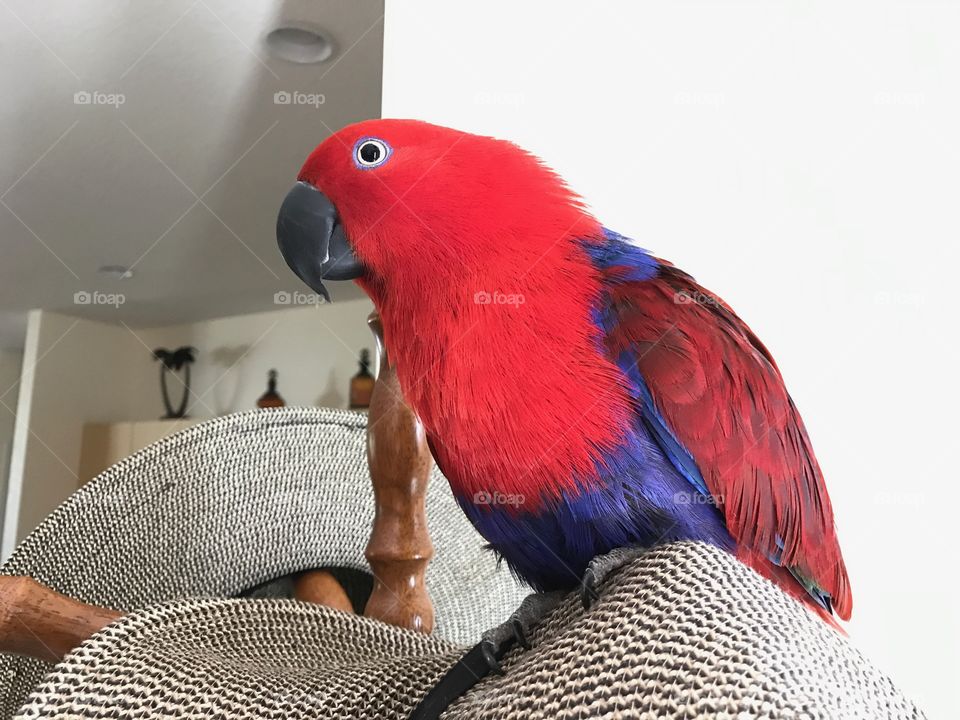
[0,0,381,348]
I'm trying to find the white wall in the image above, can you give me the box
[1,310,158,556]
[0,349,24,527]
[383,2,959,717]
[2,298,374,557]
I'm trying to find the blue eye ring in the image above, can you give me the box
[353,137,392,170]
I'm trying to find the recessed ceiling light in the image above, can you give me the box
[265,25,334,65]
[98,265,134,279]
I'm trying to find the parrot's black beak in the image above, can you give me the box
[276,181,363,302]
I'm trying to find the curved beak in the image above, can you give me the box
[276,181,363,302]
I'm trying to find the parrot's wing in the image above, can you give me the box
[597,254,851,620]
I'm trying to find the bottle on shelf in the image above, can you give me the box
[257,369,286,408]
[349,349,375,410]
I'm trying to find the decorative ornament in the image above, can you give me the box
[151,346,197,419]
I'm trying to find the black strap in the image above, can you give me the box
[408,642,500,720]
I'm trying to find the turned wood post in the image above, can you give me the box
[0,576,121,661]
[363,311,435,633]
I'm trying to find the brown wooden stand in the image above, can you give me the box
[292,570,354,613]
[0,576,121,661]
[362,312,435,633]
[0,310,437,661]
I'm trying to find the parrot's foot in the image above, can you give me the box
[408,591,565,720]
[581,545,648,609]
[484,590,565,659]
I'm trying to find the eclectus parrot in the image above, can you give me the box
[276,120,852,639]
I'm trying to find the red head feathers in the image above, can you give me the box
[295,119,601,306]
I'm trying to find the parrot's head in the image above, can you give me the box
[276,119,600,305]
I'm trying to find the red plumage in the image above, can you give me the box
[296,119,852,623]
[299,120,629,506]
[603,264,851,620]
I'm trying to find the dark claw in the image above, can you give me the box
[511,617,530,650]
[480,640,505,676]
[581,571,600,610]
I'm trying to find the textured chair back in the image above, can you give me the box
[0,407,527,718]
[13,543,927,720]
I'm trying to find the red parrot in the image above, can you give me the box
[276,119,851,652]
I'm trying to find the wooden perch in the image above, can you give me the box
[292,570,354,614]
[0,310,436,661]
[0,576,121,661]
[362,312,435,633]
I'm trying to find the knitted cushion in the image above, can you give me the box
[14,543,925,720]
[0,407,527,718]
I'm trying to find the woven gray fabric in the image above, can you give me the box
[17,599,463,720]
[15,543,924,720]
[0,407,527,719]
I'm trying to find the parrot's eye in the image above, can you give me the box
[354,137,391,169]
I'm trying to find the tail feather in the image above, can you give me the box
[741,549,847,633]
